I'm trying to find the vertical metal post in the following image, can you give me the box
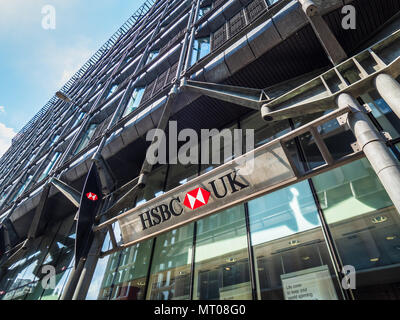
[71,197,113,300]
[374,73,400,119]
[336,92,400,213]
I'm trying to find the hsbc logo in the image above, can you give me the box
[86,192,98,201]
[183,188,210,210]
[138,170,248,231]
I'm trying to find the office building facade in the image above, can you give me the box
[1,0,400,300]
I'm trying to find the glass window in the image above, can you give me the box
[312,159,400,299]
[122,87,145,117]
[38,152,61,182]
[146,223,194,300]
[109,239,153,300]
[72,112,85,128]
[364,90,400,139]
[248,180,342,300]
[0,214,75,300]
[74,124,97,155]
[86,223,123,300]
[49,135,60,147]
[107,84,118,99]
[240,112,290,148]
[11,175,33,201]
[165,162,199,192]
[200,124,238,174]
[193,206,252,300]
[135,165,168,207]
[285,110,356,172]
[147,50,159,64]
[191,37,210,66]
[198,6,211,20]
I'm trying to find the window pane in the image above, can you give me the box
[248,180,341,300]
[74,124,97,155]
[365,90,400,139]
[147,51,159,64]
[107,84,118,99]
[240,112,290,148]
[123,88,145,117]
[146,223,194,300]
[38,152,61,182]
[193,206,252,300]
[110,239,153,300]
[86,226,116,300]
[40,268,72,300]
[135,165,168,207]
[191,37,210,65]
[312,159,400,299]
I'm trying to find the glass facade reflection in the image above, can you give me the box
[312,159,400,299]
[0,214,75,300]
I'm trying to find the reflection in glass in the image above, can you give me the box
[191,37,210,65]
[365,90,400,139]
[110,239,153,300]
[312,159,400,299]
[193,206,252,300]
[248,181,341,300]
[0,214,75,300]
[146,224,194,300]
[135,165,168,207]
[240,112,290,148]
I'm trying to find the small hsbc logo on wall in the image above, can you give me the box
[183,187,211,210]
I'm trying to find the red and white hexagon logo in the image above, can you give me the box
[183,187,211,210]
[86,192,98,201]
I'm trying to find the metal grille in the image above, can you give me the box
[167,62,179,84]
[245,0,267,23]
[212,25,227,51]
[213,0,226,8]
[229,10,246,38]
[154,69,169,94]
[92,115,113,142]
[142,80,156,103]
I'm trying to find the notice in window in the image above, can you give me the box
[281,265,338,300]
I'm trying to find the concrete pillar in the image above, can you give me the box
[298,0,347,65]
[374,73,400,119]
[336,93,400,213]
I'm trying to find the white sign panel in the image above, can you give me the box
[281,265,338,300]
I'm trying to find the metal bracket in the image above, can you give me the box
[50,178,81,208]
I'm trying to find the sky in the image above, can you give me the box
[0,0,144,157]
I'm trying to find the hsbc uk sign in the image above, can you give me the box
[138,171,249,231]
[118,141,296,246]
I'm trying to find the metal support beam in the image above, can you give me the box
[298,0,347,65]
[374,73,400,119]
[26,184,51,240]
[336,93,400,213]
[182,80,266,110]
[50,178,81,207]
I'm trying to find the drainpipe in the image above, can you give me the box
[336,92,400,213]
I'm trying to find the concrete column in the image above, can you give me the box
[298,0,347,65]
[336,93,400,213]
[374,73,400,119]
